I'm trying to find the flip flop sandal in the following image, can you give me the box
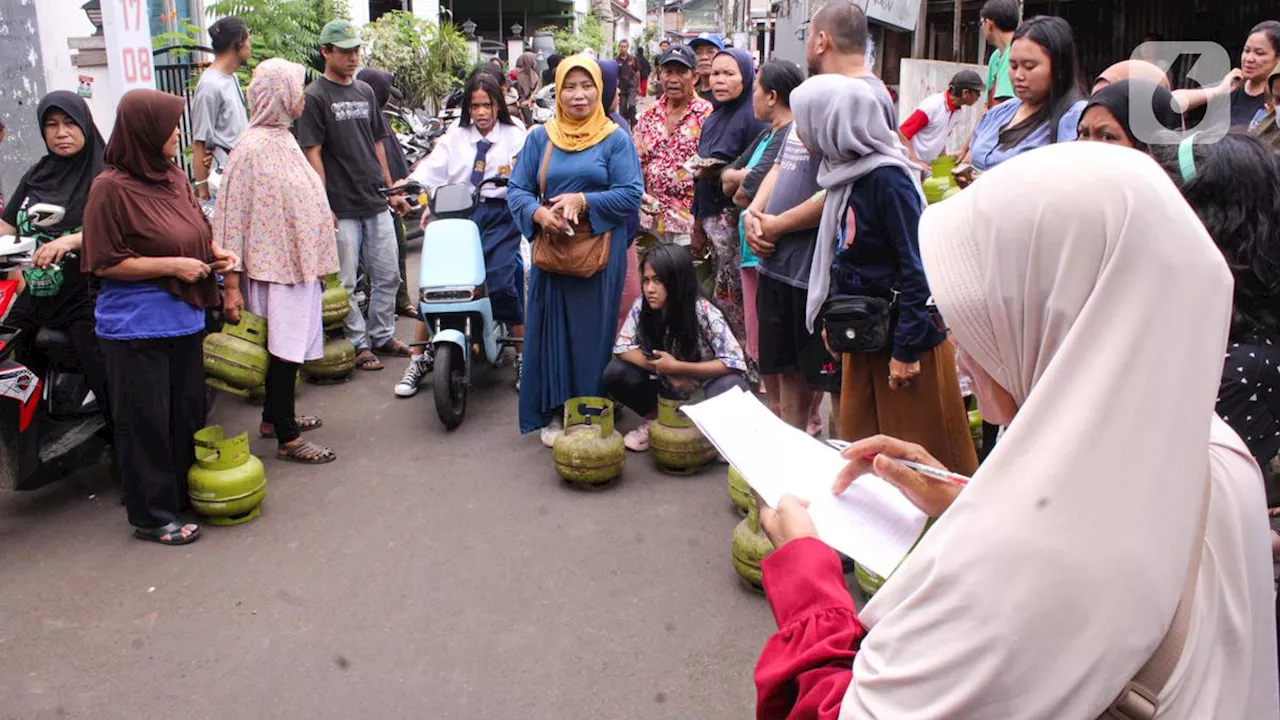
[260,415,323,439]
[133,521,201,546]
[278,440,337,465]
[373,339,412,357]
[396,306,420,319]
[355,350,384,371]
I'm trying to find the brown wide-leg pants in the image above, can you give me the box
[837,338,978,476]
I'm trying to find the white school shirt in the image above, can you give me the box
[899,91,963,164]
[409,121,528,200]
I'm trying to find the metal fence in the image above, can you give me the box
[152,45,214,179]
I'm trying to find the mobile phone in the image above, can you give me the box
[643,349,660,361]
[951,163,973,178]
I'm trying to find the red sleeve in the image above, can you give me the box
[899,109,929,140]
[755,537,866,720]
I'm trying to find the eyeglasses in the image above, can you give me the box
[794,20,810,41]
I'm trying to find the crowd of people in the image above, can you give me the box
[2,0,1280,713]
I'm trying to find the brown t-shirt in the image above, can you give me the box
[81,167,219,308]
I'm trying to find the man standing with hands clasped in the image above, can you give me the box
[298,19,412,372]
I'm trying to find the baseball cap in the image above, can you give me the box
[659,44,697,69]
[319,19,362,49]
[949,69,986,93]
[688,33,724,51]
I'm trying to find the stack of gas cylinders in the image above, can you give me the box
[305,273,358,382]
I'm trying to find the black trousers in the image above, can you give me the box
[263,354,300,444]
[601,358,748,417]
[101,332,205,529]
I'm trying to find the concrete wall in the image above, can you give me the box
[898,58,987,155]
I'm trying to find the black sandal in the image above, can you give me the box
[355,350,384,371]
[260,415,323,438]
[278,440,337,464]
[133,521,201,546]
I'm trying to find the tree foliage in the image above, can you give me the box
[364,12,470,112]
[545,14,607,57]
[205,0,351,81]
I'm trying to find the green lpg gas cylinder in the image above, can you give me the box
[204,312,269,397]
[968,407,984,453]
[304,336,357,382]
[854,562,887,598]
[188,426,267,526]
[649,395,716,475]
[923,157,956,204]
[321,273,350,330]
[941,185,962,202]
[553,397,625,488]
[731,501,775,593]
[727,465,752,517]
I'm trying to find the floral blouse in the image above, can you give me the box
[614,296,748,383]
[633,94,713,236]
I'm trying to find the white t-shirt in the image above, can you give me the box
[900,91,962,164]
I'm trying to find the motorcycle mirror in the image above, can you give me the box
[25,204,66,229]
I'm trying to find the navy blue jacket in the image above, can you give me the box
[832,166,943,363]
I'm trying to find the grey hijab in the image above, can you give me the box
[791,74,925,331]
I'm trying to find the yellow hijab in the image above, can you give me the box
[545,55,618,152]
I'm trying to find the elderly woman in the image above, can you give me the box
[753,142,1278,718]
[83,89,238,545]
[507,55,643,445]
[215,58,339,464]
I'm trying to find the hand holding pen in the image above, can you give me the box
[830,435,966,519]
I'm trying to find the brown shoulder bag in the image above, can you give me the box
[530,140,611,279]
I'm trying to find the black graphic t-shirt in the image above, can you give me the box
[297,76,388,219]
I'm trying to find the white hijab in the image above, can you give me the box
[840,143,1279,719]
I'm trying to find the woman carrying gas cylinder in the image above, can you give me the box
[507,54,644,446]
[82,89,238,546]
[0,92,111,439]
[604,243,748,451]
[395,72,529,399]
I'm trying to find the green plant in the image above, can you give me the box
[152,20,205,59]
[364,12,469,113]
[549,14,606,57]
[206,0,350,81]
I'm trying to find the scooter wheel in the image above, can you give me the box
[434,345,467,430]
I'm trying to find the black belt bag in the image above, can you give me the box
[823,294,896,354]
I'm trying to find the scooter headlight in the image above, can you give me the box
[421,285,487,303]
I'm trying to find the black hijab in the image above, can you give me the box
[543,54,562,86]
[694,49,766,218]
[357,68,410,180]
[11,91,105,232]
[1083,79,1182,152]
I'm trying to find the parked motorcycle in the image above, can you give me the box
[0,204,110,490]
[388,178,518,430]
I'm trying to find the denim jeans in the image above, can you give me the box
[336,211,400,351]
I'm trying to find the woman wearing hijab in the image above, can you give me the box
[83,89,238,545]
[1078,79,1183,152]
[215,59,339,464]
[515,51,541,126]
[507,55,644,445]
[0,92,111,435]
[753,142,1279,719]
[542,54,562,87]
[795,75,976,475]
[692,48,767,378]
[357,67,417,319]
[599,58,643,332]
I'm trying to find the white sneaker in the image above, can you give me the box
[623,421,650,452]
[394,354,432,397]
[540,417,563,448]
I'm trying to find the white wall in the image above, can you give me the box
[35,0,118,139]
[898,59,988,155]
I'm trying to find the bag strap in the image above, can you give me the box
[537,139,554,199]
[1100,473,1211,720]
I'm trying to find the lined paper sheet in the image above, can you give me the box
[684,388,927,578]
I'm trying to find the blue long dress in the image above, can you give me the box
[508,125,644,433]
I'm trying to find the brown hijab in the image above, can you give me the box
[82,89,219,308]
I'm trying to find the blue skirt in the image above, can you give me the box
[518,229,628,433]
[474,200,524,325]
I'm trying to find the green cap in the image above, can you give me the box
[319,19,362,49]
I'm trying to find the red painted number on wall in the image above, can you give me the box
[121,47,153,83]
[121,0,144,32]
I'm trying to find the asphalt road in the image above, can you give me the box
[0,256,775,719]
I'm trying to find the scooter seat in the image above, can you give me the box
[34,327,72,352]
